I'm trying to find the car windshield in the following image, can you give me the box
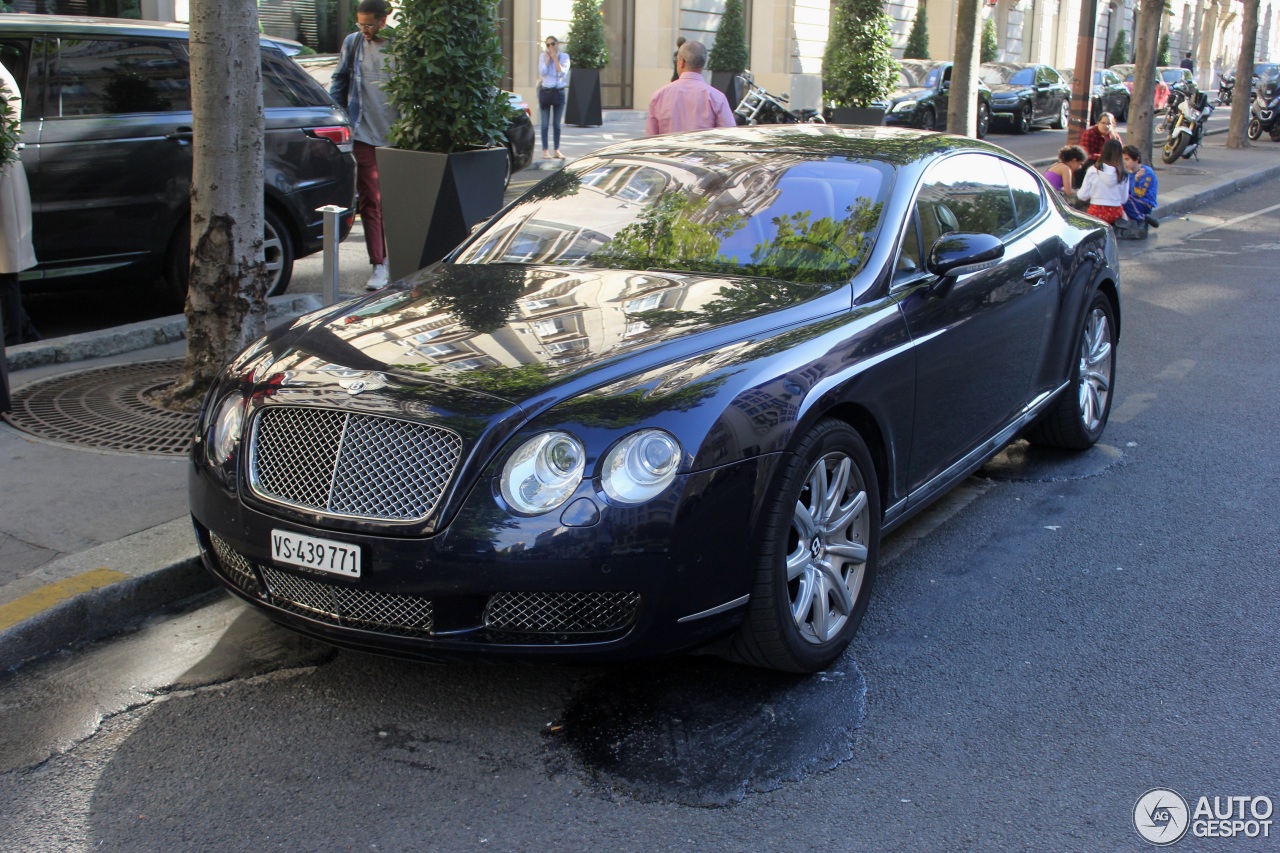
[456,150,893,283]
[898,62,942,89]
[980,65,1035,86]
[1111,65,1134,82]
[1159,68,1185,83]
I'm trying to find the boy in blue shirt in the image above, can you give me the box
[1118,145,1159,239]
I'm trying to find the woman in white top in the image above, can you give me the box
[1076,139,1129,225]
[537,36,570,159]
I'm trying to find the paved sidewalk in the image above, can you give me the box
[2,125,1278,674]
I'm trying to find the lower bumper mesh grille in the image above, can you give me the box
[209,533,262,596]
[484,590,640,635]
[259,566,435,636]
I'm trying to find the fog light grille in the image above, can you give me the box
[209,533,261,596]
[259,566,434,636]
[484,591,640,635]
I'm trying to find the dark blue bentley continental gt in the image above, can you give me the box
[189,126,1120,673]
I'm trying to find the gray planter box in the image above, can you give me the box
[830,107,886,126]
[376,146,507,282]
[564,68,603,127]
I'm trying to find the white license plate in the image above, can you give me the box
[270,529,361,578]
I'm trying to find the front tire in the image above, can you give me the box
[976,101,991,138]
[728,419,880,673]
[1269,125,1280,142]
[1015,103,1032,134]
[1162,132,1188,163]
[1026,292,1117,450]
[917,106,936,131]
[1248,117,1262,140]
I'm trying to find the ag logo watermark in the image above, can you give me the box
[1134,789,1190,845]
[1134,788,1274,845]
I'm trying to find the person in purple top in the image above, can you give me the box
[1043,145,1086,198]
[646,40,736,135]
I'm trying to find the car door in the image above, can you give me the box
[935,64,952,124]
[893,153,1056,491]
[29,34,193,273]
[1034,65,1058,121]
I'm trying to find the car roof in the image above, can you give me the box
[584,124,1008,167]
[0,14,298,48]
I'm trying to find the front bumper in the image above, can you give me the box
[190,452,782,663]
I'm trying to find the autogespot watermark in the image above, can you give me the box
[1134,788,1274,845]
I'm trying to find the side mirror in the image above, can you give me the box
[926,232,1005,289]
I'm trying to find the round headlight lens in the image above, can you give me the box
[210,393,246,466]
[500,431,585,514]
[601,430,681,505]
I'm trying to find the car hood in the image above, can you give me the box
[248,262,849,415]
[987,83,1033,98]
[883,86,930,105]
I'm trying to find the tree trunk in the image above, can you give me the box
[1195,0,1220,92]
[1067,0,1099,146]
[947,0,982,137]
[1226,0,1259,148]
[153,0,266,412]
[1129,0,1163,163]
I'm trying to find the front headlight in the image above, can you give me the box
[209,393,247,466]
[601,430,681,505]
[500,431,585,514]
[890,99,917,113]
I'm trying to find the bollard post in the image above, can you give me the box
[316,205,348,307]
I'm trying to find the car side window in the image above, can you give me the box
[916,153,1018,242]
[51,37,191,117]
[1001,160,1044,227]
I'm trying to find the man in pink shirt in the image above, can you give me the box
[646,40,736,135]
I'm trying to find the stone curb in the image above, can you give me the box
[0,518,213,673]
[4,293,322,372]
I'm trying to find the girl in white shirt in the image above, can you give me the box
[1077,139,1129,225]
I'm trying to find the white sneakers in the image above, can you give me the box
[365,262,388,291]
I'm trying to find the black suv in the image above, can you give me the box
[0,16,356,306]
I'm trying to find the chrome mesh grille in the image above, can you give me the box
[209,533,262,595]
[260,566,435,636]
[484,591,641,635]
[249,407,463,522]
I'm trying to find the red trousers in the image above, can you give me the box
[1087,204,1124,225]
[354,141,386,266]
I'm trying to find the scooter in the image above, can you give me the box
[1218,72,1234,106]
[734,71,825,125]
[1161,87,1214,163]
[1248,80,1280,141]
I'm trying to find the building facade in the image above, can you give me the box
[11,0,1274,110]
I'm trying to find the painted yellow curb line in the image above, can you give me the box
[0,567,129,631]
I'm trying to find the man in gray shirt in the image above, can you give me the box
[330,0,396,290]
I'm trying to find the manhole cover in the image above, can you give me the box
[5,359,195,456]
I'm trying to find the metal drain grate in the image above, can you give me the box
[4,359,195,456]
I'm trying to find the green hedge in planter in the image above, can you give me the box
[823,0,897,109]
[384,2,508,153]
[707,0,749,73]
[566,0,609,69]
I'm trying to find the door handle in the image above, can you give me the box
[1023,266,1047,286]
[165,127,194,142]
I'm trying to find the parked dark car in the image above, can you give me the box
[0,15,356,308]
[980,62,1072,133]
[878,60,991,138]
[502,90,534,187]
[190,126,1121,673]
[1059,67,1131,122]
[1107,63,1171,111]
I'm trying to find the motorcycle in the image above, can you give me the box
[1218,72,1234,106]
[1161,86,1214,163]
[733,71,825,125]
[1248,80,1280,142]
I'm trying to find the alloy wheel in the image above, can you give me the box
[263,218,286,295]
[785,452,870,645]
[1077,306,1113,432]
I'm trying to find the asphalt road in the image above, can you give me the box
[2,182,1277,850]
